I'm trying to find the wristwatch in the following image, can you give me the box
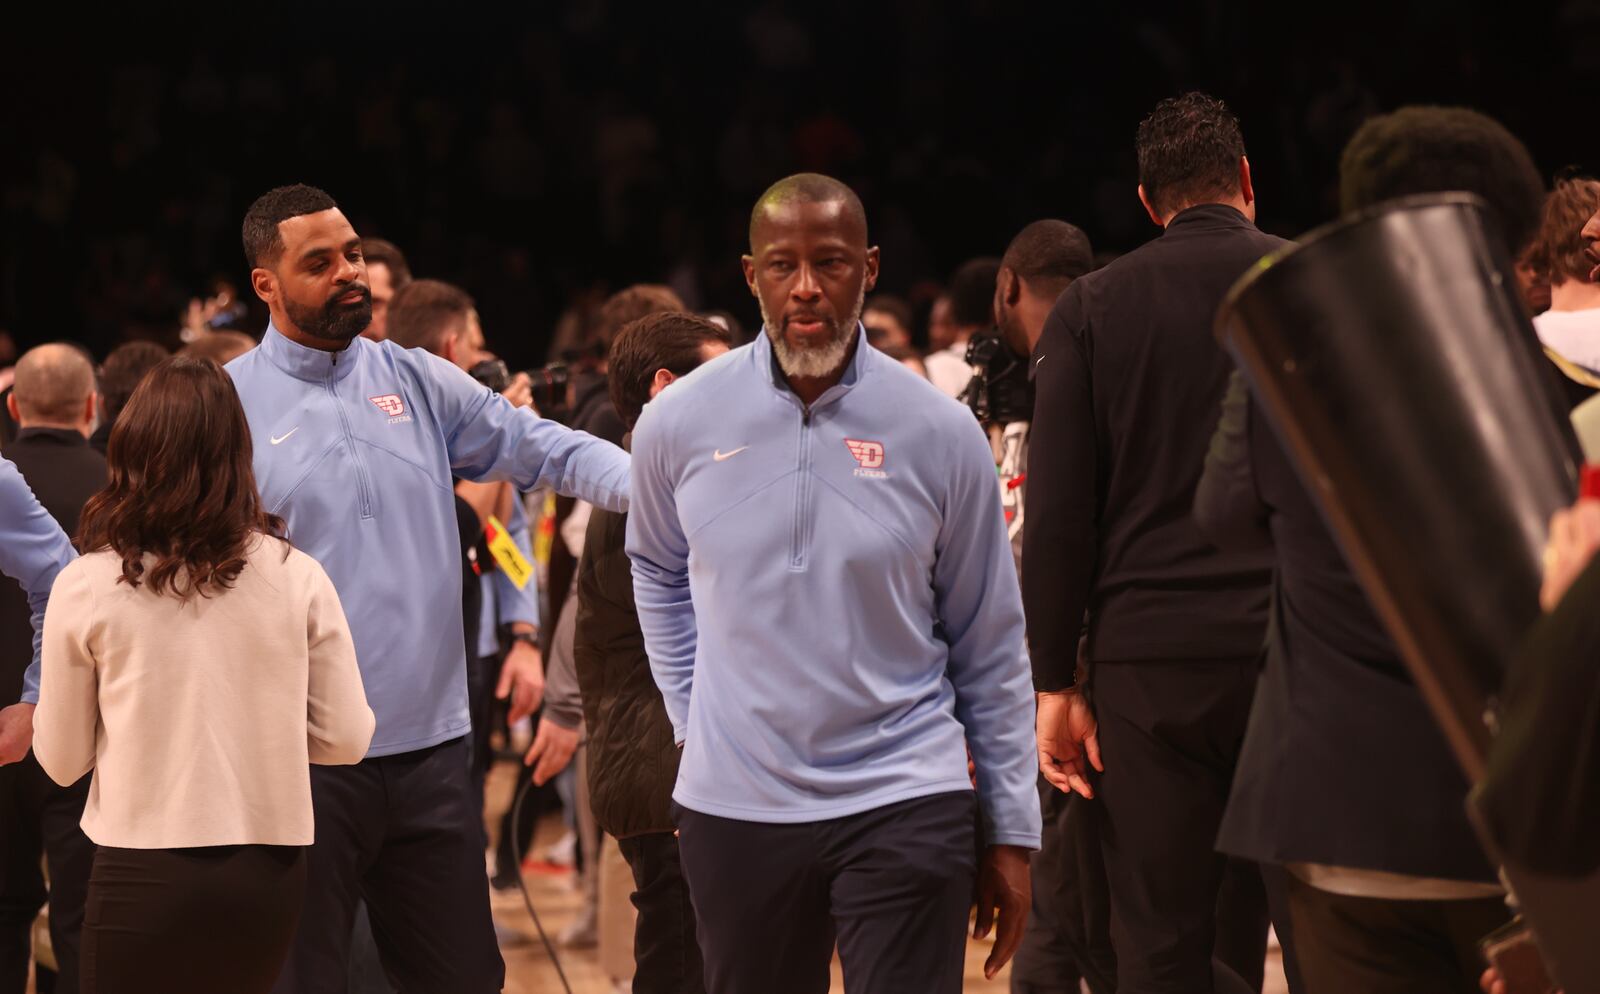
[509,630,540,649]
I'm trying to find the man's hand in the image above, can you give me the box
[497,642,545,725]
[0,703,36,765]
[1541,500,1600,611]
[973,844,1031,980]
[1481,966,1505,994]
[502,372,533,411]
[525,717,579,786]
[1037,688,1102,798]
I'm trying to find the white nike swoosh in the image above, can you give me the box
[270,427,300,445]
[1035,354,1046,365]
[713,446,749,462]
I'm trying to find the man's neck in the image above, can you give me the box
[1549,279,1600,313]
[1012,294,1057,357]
[1162,196,1251,227]
[19,421,87,438]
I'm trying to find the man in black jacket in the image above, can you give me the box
[0,344,107,994]
[1025,93,1284,994]
[1195,104,1549,994]
[574,310,728,994]
[988,220,1116,994]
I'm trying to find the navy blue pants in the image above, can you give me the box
[674,790,977,994]
[270,737,502,994]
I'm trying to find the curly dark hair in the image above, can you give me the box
[77,356,285,600]
[1521,177,1600,286]
[242,184,339,269]
[1136,92,1247,219]
[1339,106,1546,256]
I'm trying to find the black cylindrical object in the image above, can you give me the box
[1215,193,1579,781]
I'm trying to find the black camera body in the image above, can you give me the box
[469,358,573,421]
[961,331,1033,426]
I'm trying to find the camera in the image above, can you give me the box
[960,330,1034,426]
[469,358,573,421]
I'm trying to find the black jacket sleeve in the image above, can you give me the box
[1022,285,1098,691]
[1194,370,1272,553]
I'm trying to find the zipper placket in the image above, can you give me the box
[789,407,812,570]
[328,351,375,520]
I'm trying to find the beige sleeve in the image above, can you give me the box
[304,563,375,765]
[34,565,99,786]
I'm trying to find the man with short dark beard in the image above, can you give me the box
[627,173,1040,994]
[52,183,631,994]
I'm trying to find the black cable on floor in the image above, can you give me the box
[509,775,576,994]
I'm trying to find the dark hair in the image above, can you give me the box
[949,258,1002,329]
[98,340,169,423]
[1136,92,1247,219]
[594,285,686,356]
[1002,220,1095,298]
[77,357,285,600]
[242,184,339,269]
[386,279,475,354]
[700,309,750,346]
[361,237,413,289]
[863,294,914,335]
[608,311,730,428]
[1339,106,1546,256]
[749,173,869,249]
[1521,177,1600,286]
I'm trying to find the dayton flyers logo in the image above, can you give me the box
[369,394,406,417]
[845,439,888,478]
[844,439,885,468]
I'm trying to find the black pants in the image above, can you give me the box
[674,791,976,994]
[1286,874,1508,994]
[81,844,304,994]
[1092,660,1274,994]
[0,754,93,994]
[270,737,503,994]
[466,653,499,835]
[617,832,704,994]
[1011,780,1116,994]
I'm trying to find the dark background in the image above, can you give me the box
[2,2,1596,367]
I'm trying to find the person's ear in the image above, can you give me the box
[250,266,277,306]
[441,334,458,366]
[741,255,759,297]
[1138,185,1165,228]
[1239,156,1256,207]
[863,246,881,293]
[83,392,98,427]
[5,393,17,423]
[649,367,678,399]
[1003,268,1023,306]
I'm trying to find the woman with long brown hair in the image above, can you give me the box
[31,356,374,994]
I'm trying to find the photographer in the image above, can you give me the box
[976,221,1111,994]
